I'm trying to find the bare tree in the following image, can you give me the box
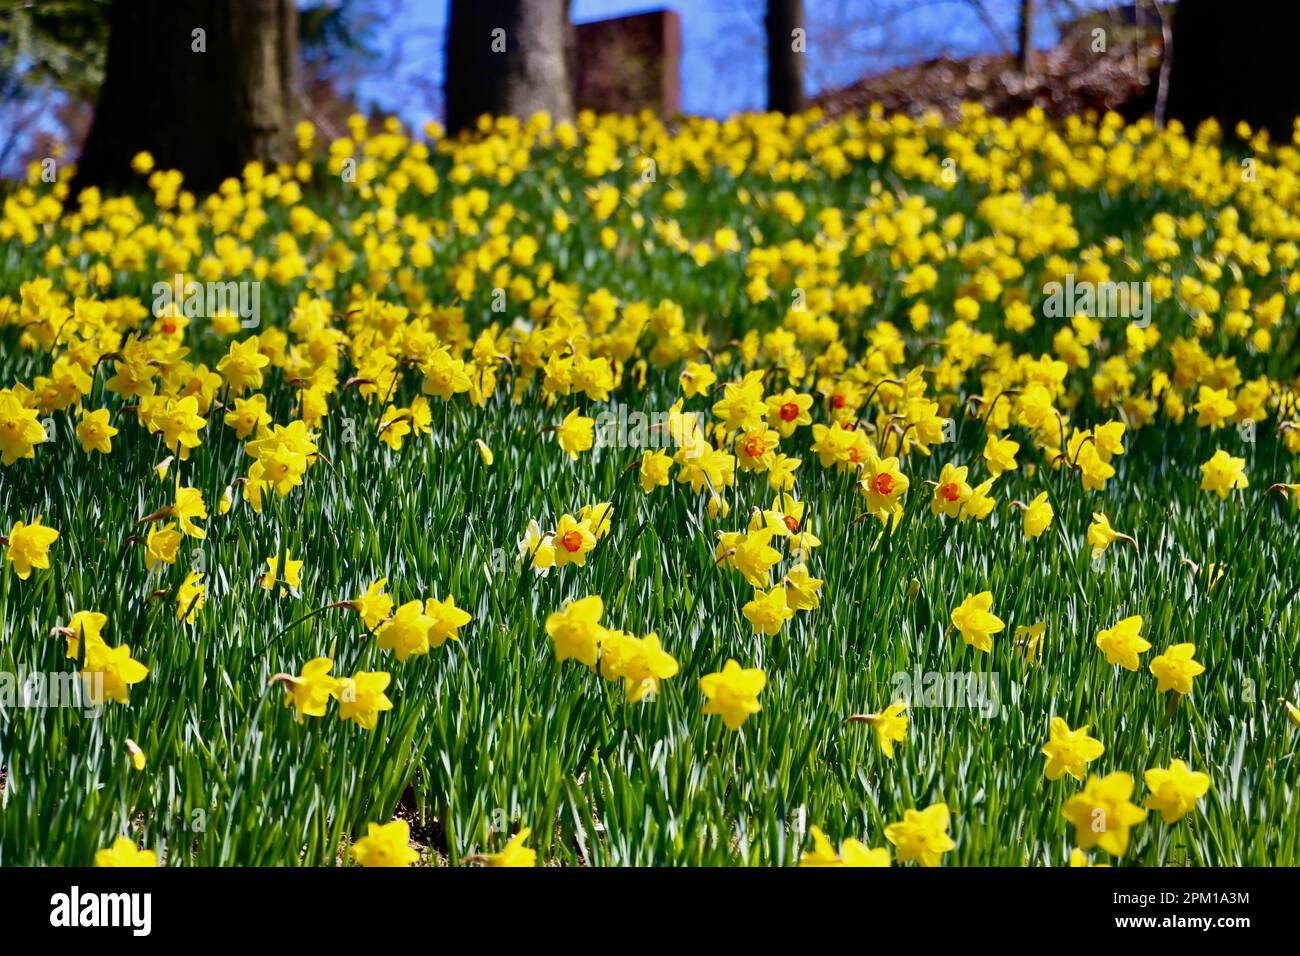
[444,0,573,135]
[765,0,805,114]
[74,0,298,193]
[1017,0,1034,73]
[962,0,1014,56]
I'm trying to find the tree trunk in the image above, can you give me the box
[74,0,298,195]
[444,0,574,136]
[765,0,805,114]
[1017,0,1034,73]
[1166,0,1300,140]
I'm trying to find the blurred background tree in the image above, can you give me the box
[0,0,386,188]
[74,0,300,192]
[444,0,574,135]
[9,2,1294,190]
[0,0,110,174]
[765,0,805,114]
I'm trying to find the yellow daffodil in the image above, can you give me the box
[950,590,1004,652]
[1149,643,1205,695]
[1095,615,1151,670]
[700,659,765,730]
[95,837,157,867]
[800,825,890,867]
[884,802,956,867]
[1143,760,1211,823]
[4,516,59,580]
[352,820,420,867]
[1062,772,1148,857]
[1042,717,1105,781]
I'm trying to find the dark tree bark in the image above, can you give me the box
[1017,0,1034,73]
[74,0,298,195]
[1165,0,1300,140]
[765,0,805,114]
[444,0,574,136]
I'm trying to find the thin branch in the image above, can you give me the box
[962,0,1015,55]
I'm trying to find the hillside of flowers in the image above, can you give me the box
[1,104,1299,866]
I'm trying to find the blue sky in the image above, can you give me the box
[357,0,1114,129]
